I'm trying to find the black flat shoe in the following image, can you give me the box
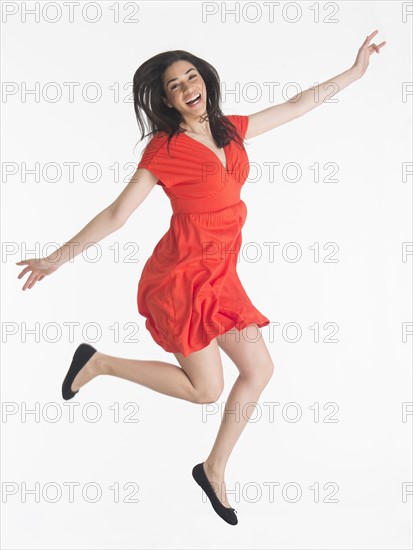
[192,462,238,525]
[62,343,97,400]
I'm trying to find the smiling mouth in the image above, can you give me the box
[185,93,201,106]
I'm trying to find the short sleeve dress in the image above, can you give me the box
[137,114,270,357]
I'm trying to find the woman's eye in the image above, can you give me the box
[171,74,197,90]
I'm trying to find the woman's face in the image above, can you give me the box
[162,60,207,120]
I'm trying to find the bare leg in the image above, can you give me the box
[70,338,224,403]
[202,324,275,508]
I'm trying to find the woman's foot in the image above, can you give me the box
[71,351,102,392]
[202,460,231,509]
[192,462,238,525]
[62,343,102,400]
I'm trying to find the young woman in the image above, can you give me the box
[16,31,385,525]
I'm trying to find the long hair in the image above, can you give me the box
[132,50,245,156]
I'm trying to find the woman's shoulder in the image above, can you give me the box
[141,129,170,152]
[138,129,179,172]
[225,114,249,140]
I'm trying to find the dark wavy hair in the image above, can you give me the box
[132,50,245,156]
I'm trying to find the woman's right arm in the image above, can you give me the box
[16,167,158,290]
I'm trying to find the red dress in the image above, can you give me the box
[137,114,270,357]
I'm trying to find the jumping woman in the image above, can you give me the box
[16,31,385,525]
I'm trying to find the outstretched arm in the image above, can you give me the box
[15,205,121,291]
[16,167,158,290]
[245,30,386,140]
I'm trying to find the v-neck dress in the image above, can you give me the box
[136,114,270,357]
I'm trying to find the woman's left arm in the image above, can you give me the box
[246,30,387,140]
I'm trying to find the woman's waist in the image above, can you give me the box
[170,198,247,217]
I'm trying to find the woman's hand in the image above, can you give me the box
[352,30,386,79]
[16,257,60,291]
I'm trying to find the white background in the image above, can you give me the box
[1,1,412,549]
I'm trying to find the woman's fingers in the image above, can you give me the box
[16,257,59,290]
[22,273,34,291]
[364,30,379,47]
[16,260,42,289]
[364,30,386,52]
[23,273,39,291]
[28,276,40,289]
[370,40,386,54]
[16,260,29,276]
[367,30,379,41]
[17,264,40,280]
[362,28,386,57]
[17,267,32,279]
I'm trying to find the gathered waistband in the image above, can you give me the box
[171,200,247,220]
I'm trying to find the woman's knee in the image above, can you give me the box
[174,341,224,403]
[264,359,275,382]
[192,381,225,404]
[244,358,275,389]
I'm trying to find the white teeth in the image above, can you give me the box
[186,94,201,104]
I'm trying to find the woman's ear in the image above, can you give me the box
[162,96,173,108]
